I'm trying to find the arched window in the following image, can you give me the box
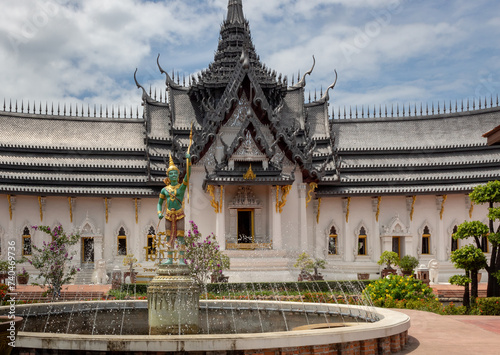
[146,226,156,258]
[117,227,127,256]
[22,227,32,256]
[328,226,338,255]
[358,227,367,256]
[451,225,458,252]
[422,226,430,255]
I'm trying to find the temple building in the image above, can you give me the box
[1,0,499,282]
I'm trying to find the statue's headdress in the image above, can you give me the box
[166,154,180,174]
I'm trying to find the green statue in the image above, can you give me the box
[157,153,191,265]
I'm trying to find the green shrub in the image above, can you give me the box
[363,275,435,307]
[476,297,500,315]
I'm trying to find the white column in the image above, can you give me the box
[215,186,226,250]
[298,183,308,252]
[342,198,354,262]
[436,196,446,261]
[271,186,282,250]
[103,199,113,264]
[372,197,381,262]
[132,199,141,261]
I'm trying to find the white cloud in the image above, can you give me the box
[0,0,498,111]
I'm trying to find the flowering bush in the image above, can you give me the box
[363,275,435,307]
[476,297,500,315]
[30,225,80,299]
[184,221,230,286]
[0,283,8,302]
[19,268,29,278]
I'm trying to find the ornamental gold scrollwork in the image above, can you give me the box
[316,198,322,224]
[68,197,73,223]
[207,185,223,213]
[276,185,292,213]
[306,182,318,208]
[410,196,416,221]
[7,195,12,221]
[376,196,382,222]
[440,195,447,220]
[38,196,43,222]
[345,197,351,223]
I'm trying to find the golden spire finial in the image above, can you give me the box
[166,153,179,174]
[243,164,256,180]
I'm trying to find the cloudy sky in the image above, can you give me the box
[0,0,499,117]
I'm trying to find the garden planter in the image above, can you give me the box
[17,275,29,285]
[0,316,23,355]
[357,273,369,280]
[381,268,397,278]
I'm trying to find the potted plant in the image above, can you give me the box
[294,252,326,281]
[17,267,29,285]
[378,251,400,278]
[399,255,419,276]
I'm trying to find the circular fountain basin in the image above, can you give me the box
[3,300,410,354]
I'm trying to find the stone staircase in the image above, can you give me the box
[73,266,94,285]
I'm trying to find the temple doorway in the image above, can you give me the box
[237,209,254,244]
[82,237,94,264]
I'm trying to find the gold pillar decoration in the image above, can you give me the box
[316,198,322,224]
[105,198,109,223]
[243,164,256,180]
[440,195,447,220]
[207,185,220,213]
[306,182,318,208]
[376,196,382,222]
[38,196,43,222]
[219,186,224,213]
[68,197,73,223]
[345,197,351,223]
[469,201,474,219]
[135,198,139,224]
[276,185,292,213]
[410,196,416,221]
[7,194,12,221]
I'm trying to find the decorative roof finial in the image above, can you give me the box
[227,0,245,24]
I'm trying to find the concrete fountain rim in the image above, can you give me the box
[4,300,410,353]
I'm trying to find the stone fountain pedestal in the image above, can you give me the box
[147,264,200,335]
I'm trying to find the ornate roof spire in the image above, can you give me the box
[227,0,245,24]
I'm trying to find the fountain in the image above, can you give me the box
[2,298,410,354]
[148,264,200,335]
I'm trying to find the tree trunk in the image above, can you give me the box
[463,271,470,309]
[471,270,478,305]
[486,201,500,297]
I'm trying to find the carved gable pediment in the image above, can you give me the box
[229,186,262,209]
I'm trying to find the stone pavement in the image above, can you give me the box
[397,309,500,355]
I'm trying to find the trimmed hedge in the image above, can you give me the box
[120,280,371,295]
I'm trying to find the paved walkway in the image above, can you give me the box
[398,309,500,354]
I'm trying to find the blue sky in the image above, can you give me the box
[0,0,499,116]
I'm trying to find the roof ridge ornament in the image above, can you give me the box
[320,70,338,103]
[157,54,185,90]
[294,56,315,88]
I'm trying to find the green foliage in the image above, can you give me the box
[453,221,489,240]
[450,245,487,272]
[399,255,419,273]
[377,251,400,269]
[488,207,500,222]
[363,275,434,307]
[476,297,500,315]
[449,274,472,286]
[29,225,80,299]
[293,252,326,276]
[185,221,230,286]
[469,180,500,204]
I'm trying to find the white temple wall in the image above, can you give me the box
[1,192,495,283]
